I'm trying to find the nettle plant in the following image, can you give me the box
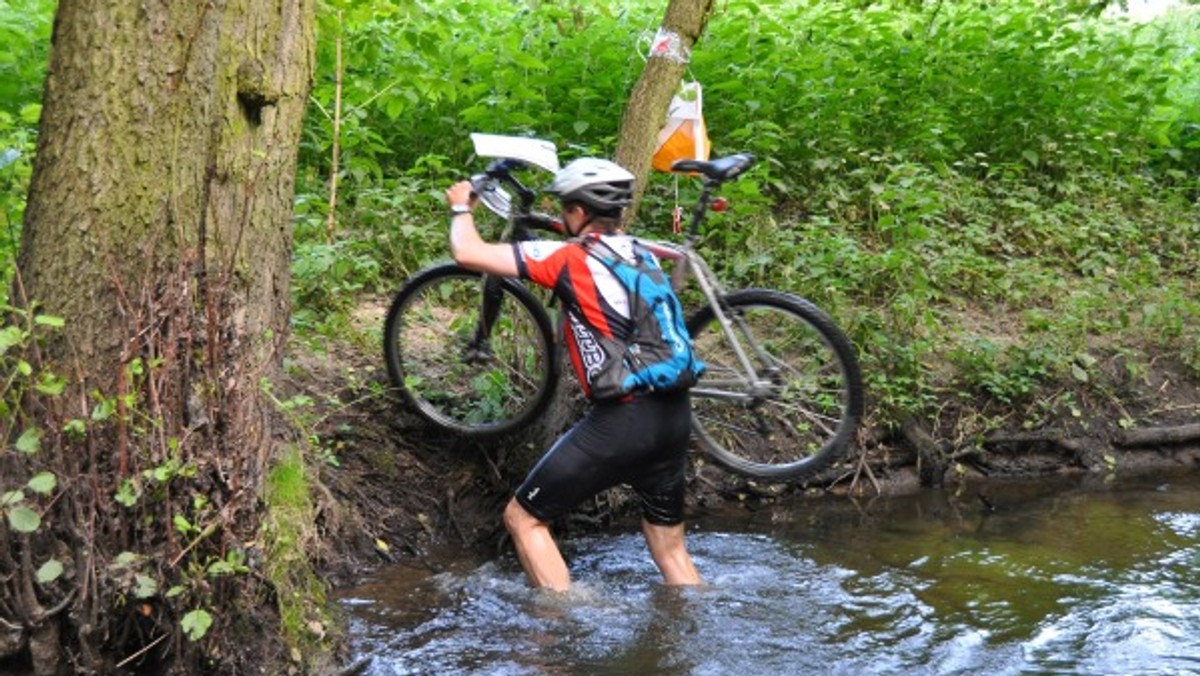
[2,310,68,568]
[0,305,262,655]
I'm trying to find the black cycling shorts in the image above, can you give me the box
[514,391,692,526]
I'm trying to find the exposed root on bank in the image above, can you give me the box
[846,448,882,497]
[1114,423,1200,448]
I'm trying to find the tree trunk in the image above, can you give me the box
[9,0,314,672]
[614,0,715,222]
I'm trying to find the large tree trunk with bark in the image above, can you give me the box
[5,0,314,673]
[615,0,715,221]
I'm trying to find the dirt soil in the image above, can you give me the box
[280,330,1200,597]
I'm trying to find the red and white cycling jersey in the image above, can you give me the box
[513,233,658,399]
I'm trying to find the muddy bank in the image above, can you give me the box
[285,343,1200,593]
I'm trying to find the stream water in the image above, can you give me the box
[336,471,1200,675]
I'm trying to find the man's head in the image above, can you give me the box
[546,158,634,235]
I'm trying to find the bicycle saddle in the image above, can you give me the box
[670,153,756,182]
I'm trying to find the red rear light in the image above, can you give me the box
[711,197,729,212]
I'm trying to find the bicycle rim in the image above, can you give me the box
[687,289,864,481]
[383,264,557,436]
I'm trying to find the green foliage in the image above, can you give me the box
[0,0,54,303]
[695,0,1199,188]
[181,608,214,642]
[1,298,275,666]
[0,0,54,113]
[1,305,66,538]
[284,0,1200,426]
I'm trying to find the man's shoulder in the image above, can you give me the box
[518,239,574,263]
[585,234,642,261]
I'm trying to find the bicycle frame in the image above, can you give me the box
[473,154,778,402]
[644,247,777,402]
[389,146,861,476]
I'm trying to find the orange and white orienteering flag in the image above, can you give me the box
[652,81,711,173]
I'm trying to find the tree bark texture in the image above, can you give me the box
[10,0,314,671]
[614,0,714,222]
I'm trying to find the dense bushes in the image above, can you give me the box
[4,0,1199,423]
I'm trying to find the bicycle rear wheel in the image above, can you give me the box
[687,289,864,481]
[383,263,557,436]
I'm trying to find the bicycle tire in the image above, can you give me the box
[383,263,558,437]
[687,289,864,481]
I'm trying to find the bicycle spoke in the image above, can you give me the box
[688,290,863,480]
[385,266,557,435]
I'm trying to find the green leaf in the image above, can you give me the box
[153,464,174,483]
[33,314,65,328]
[111,551,139,569]
[34,374,66,397]
[166,585,186,599]
[8,505,41,533]
[91,399,116,421]
[18,103,41,125]
[1070,363,1089,383]
[26,471,56,495]
[1,490,25,507]
[173,514,194,535]
[15,427,40,454]
[36,558,64,584]
[134,574,158,599]
[206,560,236,576]
[510,51,548,71]
[114,480,139,508]
[181,609,213,641]
[63,419,86,440]
[0,325,25,354]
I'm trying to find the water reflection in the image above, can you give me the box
[338,473,1200,675]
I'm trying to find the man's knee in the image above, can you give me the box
[504,497,541,536]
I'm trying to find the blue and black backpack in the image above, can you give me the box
[579,237,705,400]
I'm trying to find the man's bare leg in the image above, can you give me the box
[504,497,570,591]
[642,520,703,585]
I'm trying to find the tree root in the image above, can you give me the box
[1113,423,1200,448]
[900,416,952,486]
[847,449,881,497]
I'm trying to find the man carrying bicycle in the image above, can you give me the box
[445,157,703,592]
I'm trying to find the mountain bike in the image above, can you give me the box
[383,136,864,481]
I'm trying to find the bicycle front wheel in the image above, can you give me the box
[687,289,864,481]
[383,263,558,437]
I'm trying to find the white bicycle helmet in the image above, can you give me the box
[545,158,635,211]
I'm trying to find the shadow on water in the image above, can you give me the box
[336,472,1200,675]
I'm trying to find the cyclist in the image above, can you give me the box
[444,157,703,592]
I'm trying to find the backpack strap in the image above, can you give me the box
[578,235,655,270]
[575,236,650,337]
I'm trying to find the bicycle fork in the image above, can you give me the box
[464,273,504,362]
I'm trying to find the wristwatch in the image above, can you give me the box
[449,204,471,215]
